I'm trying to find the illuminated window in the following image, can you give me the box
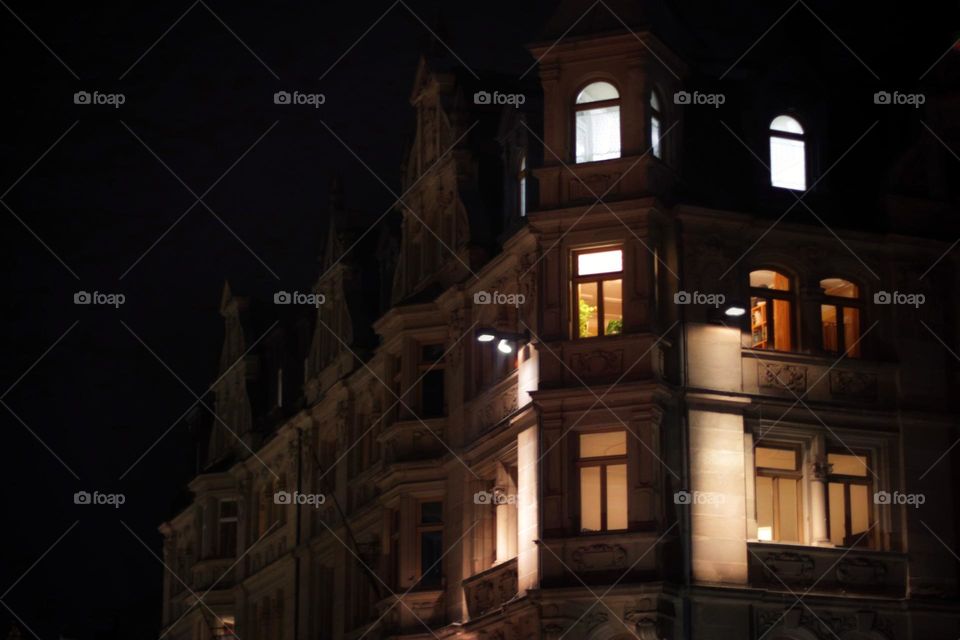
[573,248,624,338]
[827,452,874,548]
[417,500,443,587]
[749,269,793,351]
[820,278,861,357]
[755,445,802,543]
[770,115,806,190]
[217,499,238,557]
[578,430,628,532]
[650,90,663,159]
[519,155,528,217]
[575,82,621,163]
[213,616,237,639]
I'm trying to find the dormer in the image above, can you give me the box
[529,0,686,208]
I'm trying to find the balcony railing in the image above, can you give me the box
[463,557,518,618]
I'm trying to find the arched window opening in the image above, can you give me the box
[575,81,621,163]
[769,115,806,190]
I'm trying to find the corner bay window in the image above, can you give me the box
[418,344,445,418]
[755,446,802,543]
[417,500,443,587]
[578,430,628,532]
[575,81,621,163]
[820,278,861,357]
[574,248,624,338]
[749,269,792,351]
[827,452,872,547]
[218,499,238,557]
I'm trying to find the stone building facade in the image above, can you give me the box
[159,2,960,638]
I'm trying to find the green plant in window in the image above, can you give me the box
[605,318,623,334]
[578,298,597,336]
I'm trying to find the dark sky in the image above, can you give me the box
[0,1,956,638]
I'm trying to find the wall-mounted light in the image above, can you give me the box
[497,339,513,354]
[476,327,530,350]
[724,305,747,317]
[477,330,496,342]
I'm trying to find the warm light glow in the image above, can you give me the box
[758,526,773,541]
[577,249,622,276]
[497,339,513,354]
[725,306,746,317]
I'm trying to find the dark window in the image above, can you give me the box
[417,501,443,587]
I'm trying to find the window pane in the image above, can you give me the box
[843,307,861,357]
[420,530,443,584]
[750,298,769,348]
[577,249,622,275]
[820,278,858,298]
[770,115,804,134]
[580,467,602,531]
[220,500,238,518]
[576,81,619,104]
[651,115,662,158]
[756,476,774,540]
[749,270,790,291]
[821,304,839,352]
[519,175,526,217]
[770,135,806,190]
[577,282,599,337]
[849,484,870,539]
[828,482,845,545]
[606,464,628,530]
[650,91,661,111]
[772,299,792,350]
[603,279,623,335]
[777,478,800,542]
[576,106,621,163]
[420,501,443,524]
[828,453,869,477]
[580,431,627,458]
[756,447,797,471]
[421,369,445,418]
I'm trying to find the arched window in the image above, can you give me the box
[650,90,663,159]
[518,154,528,217]
[749,269,793,351]
[769,115,806,190]
[819,278,861,357]
[575,81,621,163]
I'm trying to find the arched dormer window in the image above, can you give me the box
[749,269,794,351]
[819,277,861,357]
[575,81,620,163]
[518,154,528,217]
[769,115,806,190]
[650,90,663,159]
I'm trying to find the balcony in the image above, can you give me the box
[463,557,518,619]
[378,417,448,463]
[539,333,668,388]
[540,531,665,587]
[747,542,907,597]
[191,557,236,591]
[372,589,444,635]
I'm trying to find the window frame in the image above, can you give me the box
[217,498,238,558]
[826,449,875,548]
[769,114,808,191]
[417,343,446,418]
[650,89,663,159]
[572,246,625,339]
[748,269,795,352]
[573,81,622,164]
[819,278,863,358]
[518,154,528,217]
[415,499,444,588]
[577,428,629,533]
[754,443,804,544]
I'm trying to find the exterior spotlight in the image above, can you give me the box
[477,330,496,342]
[724,305,747,317]
[497,339,513,354]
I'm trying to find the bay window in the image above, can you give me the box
[755,445,802,543]
[819,278,862,357]
[573,247,624,338]
[826,451,874,548]
[578,430,628,532]
[770,115,807,190]
[575,81,621,163]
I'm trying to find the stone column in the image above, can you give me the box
[810,434,832,546]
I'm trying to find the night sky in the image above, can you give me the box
[0,2,956,638]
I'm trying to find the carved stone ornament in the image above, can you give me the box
[571,543,628,570]
[829,369,878,398]
[761,551,815,582]
[571,349,624,378]
[758,363,807,393]
[836,556,887,585]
